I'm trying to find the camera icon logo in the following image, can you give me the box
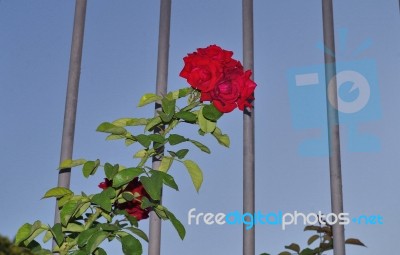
[287,34,381,156]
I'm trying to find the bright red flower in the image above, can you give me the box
[180,45,256,113]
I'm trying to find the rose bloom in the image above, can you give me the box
[201,70,256,113]
[98,177,150,221]
[181,45,256,113]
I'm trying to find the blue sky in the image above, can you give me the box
[0,1,399,254]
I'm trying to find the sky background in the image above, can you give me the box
[1,1,399,254]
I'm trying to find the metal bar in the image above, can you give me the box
[148,0,171,254]
[322,1,346,255]
[53,0,87,251]
[242,0,255,254]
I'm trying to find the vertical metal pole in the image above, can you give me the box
[322,1,346,255]
[148,0,171,254]
[53,0,87,251]
[242,0,255,255]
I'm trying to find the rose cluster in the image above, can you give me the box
[180,45,256,113]
[99,177,150,221]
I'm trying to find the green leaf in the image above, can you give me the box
[307,234,320,245]
[141,197,155,209]
[166,87,192,100]
[86,231,109,254]
[202,103,223,121]
[285,243,300,253]
[82,159,100,178]
[43,229,52,243]
[140,173,163,200]
[345,238,366,247]
[299,248,315,255]
[164,208,186,240]
[99,223,119,232]
[126,227,149,242]
[42,187,72,199]
[212,127,230,147]
[104,163,119,180]
[175,111,197,122]
[145,116,162,131]
[96,122,127,135]
[278,252,292,255]
[122,191,135,201]
[15,223,32,245]
[175,149,189,159]
[112,118,148,127]
[105,134,125,141]
[92,192,112,212]
[189,139,211,154]
[136,134,152,148]
[94,247,107,255]
[148,134,166,144]
[60,200,80,225]
[183,160,203,192]
[51,223,64,246]
[158,156,173,172]
[138,93,162,107]
[121,235,142,255]
[168,134,187,145]
[161,97,176,115]
[63,222,84,233]
[162,173,179,191]
[77,228,98,247]
[133,149,147,158]
[112,167,144,188]
[198,106,216,133]
[58,158,86,169]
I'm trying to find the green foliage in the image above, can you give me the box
[262,223,366,255]
[17,87,231,255]
[0,235,34,255]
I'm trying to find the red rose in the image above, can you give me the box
[98,177,150,221]
[179,53,223,92]
[181,45,256,113]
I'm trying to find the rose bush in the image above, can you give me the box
[15,45,256,255]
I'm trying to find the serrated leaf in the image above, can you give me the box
[285,243,300,253]
[164,208,186,240]
[63,222,84,233]
[43,187,73,199]
[112,168,144,188]
[82,160,100,178]
[99,223,119,231]
[94,247,107,255]
[133,149,147,158]
[112,118,148,127]
[86,231,109,254]
[58,159,86,169]
[42,229,52,243]
[121,235,142,255]
[198,106,216,133]
[183,160,203,192]
[345,238,366,247]
[161,97,176,115]
[189,139,211,154]
[202,103,223,121]
[158,156,173,172]
[168,134,187,145]
[299,248,315,255]
[278,252,292,255]
[96,122,127,135]
[162,173,179,191]
[138,93,162,107]
[105,134,125,141]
